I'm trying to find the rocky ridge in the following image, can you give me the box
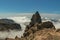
[0,19,21,31]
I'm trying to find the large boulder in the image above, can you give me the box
[0,19,21,31]
[37,21,56,30]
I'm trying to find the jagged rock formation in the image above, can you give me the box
[29,11,42,27]
[0,19,21,31]
[22,11,56,40]
[24,11,42,32]
[24,11,55,33]
[6,11,60,40]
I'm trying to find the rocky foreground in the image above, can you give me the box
[6,11,60,40]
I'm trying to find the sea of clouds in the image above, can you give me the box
[0,13,60,39]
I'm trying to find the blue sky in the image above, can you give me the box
[0,0,60,14]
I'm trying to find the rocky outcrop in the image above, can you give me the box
[22,11,56,40]
[37,21,55,30]
[23,21,55,37]
[0,19,21,31]
[24,11,42,32]
[29,11,42,27]
[24,11,55,33]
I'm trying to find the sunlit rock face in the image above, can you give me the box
[0,19,21,31]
